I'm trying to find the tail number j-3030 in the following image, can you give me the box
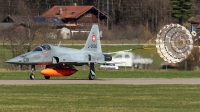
[88,44,97,48]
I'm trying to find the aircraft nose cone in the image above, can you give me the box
[6,57,23,64]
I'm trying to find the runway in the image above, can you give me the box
[1,78,200,85]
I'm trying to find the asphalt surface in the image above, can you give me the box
[1,78,200,85]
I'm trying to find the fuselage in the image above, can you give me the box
[6,44,111,66]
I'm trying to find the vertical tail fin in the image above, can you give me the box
[82,24,102,52]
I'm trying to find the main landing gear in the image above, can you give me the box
[44,76,50,79]
[88,63,95,80]
[30,65,35,80]
[29,64,95,80]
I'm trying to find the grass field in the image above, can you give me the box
[1,84,200,112]
[0,69,200,79]
[1,42,200,112]
[1,69,200,112]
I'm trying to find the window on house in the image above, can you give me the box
[33,17,47,23]
[85,13,92,17]
[78,22,84,26]
[51,17,63,24]
[70,12,75,15]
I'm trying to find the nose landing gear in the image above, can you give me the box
[30,65,35,80]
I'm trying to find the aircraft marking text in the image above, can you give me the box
[23,58,29,62]
[88,44,97,48]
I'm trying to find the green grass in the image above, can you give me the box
[0,66,199,112]
[0,84,200,112]
[0,69,200,80]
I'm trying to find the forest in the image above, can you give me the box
[0,0,199,35]
[0,0,200,41]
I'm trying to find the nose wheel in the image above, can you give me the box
[30,73,34,80]
[30,65,35,80]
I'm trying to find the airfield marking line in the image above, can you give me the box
[1,78,200,85]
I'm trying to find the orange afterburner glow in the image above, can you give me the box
[41,68,78,76]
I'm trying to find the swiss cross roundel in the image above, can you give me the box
[92,34,96,42]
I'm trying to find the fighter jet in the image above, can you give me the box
[6,24,112,80]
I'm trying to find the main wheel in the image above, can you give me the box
[44,76,50,80]
[88,72,95,80]
[30,73,34,80]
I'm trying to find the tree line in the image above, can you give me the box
[0,0,198,34]
[0,0,197,55]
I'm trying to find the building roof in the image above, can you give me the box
[41,5,108,19]
[188,15,200,24]
[2,15,66,27]
[0,23,18,29]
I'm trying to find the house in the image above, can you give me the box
[41,5,108,29]
[1,15,67,39]
[188,15,200,32]
[2,15,66,28]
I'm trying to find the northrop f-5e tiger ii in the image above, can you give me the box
[6,24,112,80]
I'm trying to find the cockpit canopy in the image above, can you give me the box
[32,44,51,51]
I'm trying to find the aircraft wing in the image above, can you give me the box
[55,53,111,64]
[106,61,126,64]
[77,61,109,63]
[106,49,132,54]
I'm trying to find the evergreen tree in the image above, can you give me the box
[169,0,194,25]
